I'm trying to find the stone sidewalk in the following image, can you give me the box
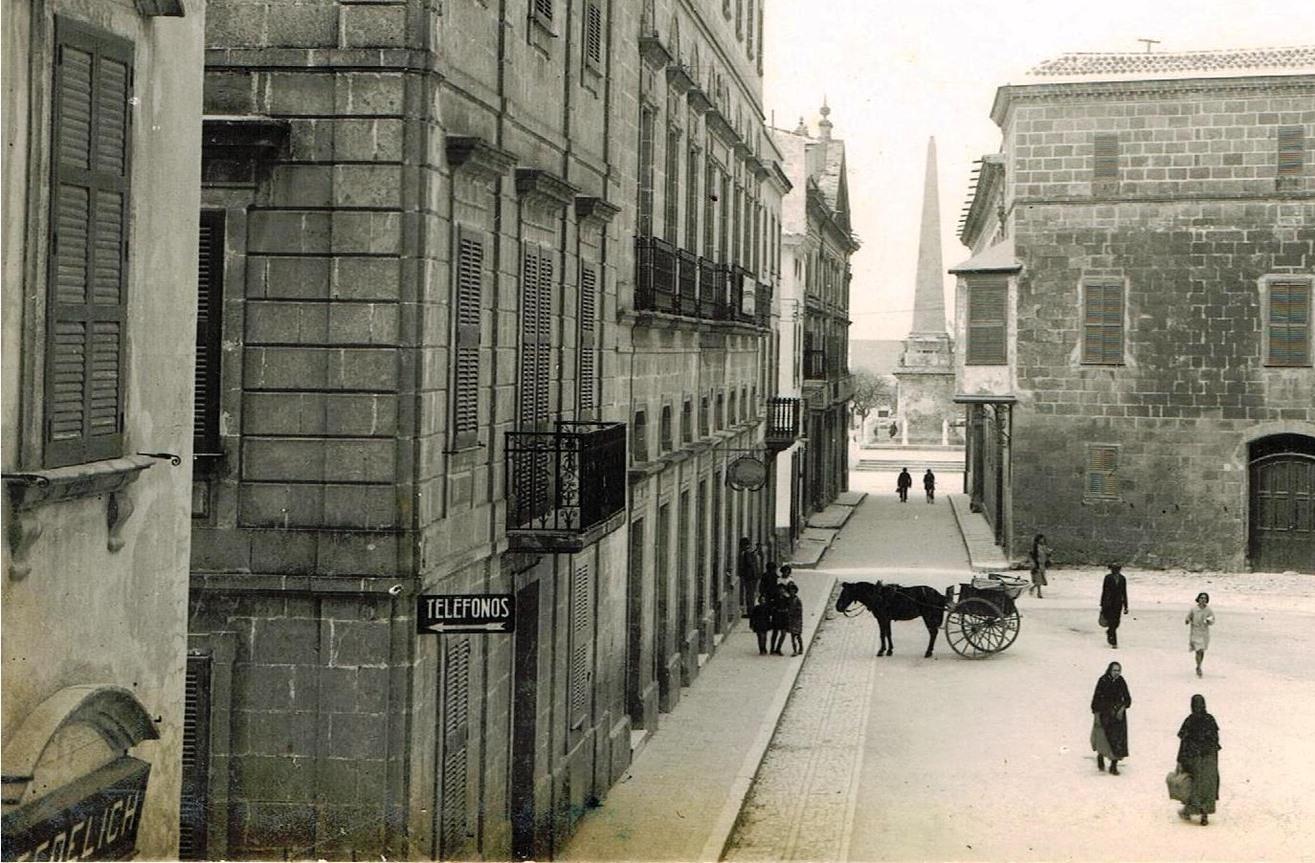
[558,570,838,863]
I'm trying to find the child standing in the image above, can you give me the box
[1028,533,1051,598]
[786,582,804,655]
[749,594,773,655]
[769,586,789,655]
[1185,592,1215,677]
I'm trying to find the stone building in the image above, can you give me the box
[953,48,1315,572]
[185,0,782,859]
[771,107,859,519]
[1,0,205,859]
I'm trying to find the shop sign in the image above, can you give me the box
[417,594,515,634]
[1,757,149,861]
[727,456,767,491]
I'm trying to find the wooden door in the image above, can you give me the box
[1250,454,1315,572]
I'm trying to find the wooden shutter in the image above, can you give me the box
[1268,279,1311,367]
[179,653,212,861]
[664,131,680,242]
[440,639,471,855]
[453,228,484,447]
[569,563,592,729]
[1278,126,1304,177]
[1082,279,1124,365]
[533,0,554,24]
[966,276,1007,365]
[584,2,603,67]
[578,263,597,413]
[1093,133,1119,182]
[686,146,700,253]
[1086,445,1120,499]
[637,109,656,236]
[519,244,552,428]
[194,212,224,455]
[46,22,133,468]
[534,247,553,425]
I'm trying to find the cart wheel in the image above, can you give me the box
[945,597,1021,658]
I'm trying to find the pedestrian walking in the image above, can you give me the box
[888,421,898,439]
[749,595,773,656]
[759,559,780,608]
[1186,592,1215,678]
[1099,563,1129,648]
[737,537,757,618]
[896,467,912,503]
[769,586,789,655]
[1176,693,1221,826]
[1028,533,1051,598]
[785,582,804,656]
[923,469,936,503]
[1090,661,1132,775]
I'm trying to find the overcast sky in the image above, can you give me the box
[764,0,1315,341]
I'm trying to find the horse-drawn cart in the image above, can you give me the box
[942,573,1027,658]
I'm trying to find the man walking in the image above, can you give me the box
[896,467,912,503]
[923,469,936,503]
[737,537,758,617]
[1100,564,1130,648]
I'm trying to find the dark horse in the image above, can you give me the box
[836,581,946,657]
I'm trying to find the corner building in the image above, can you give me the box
[954,48,1315,572]
[186,0,782,859]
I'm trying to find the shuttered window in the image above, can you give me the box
[681,398,693,443]
[637,108,656,236]
[659,405,673,452]
[440,639,471,856]
[45,21,133,468]
[532,0,553,25]
[631,410,647,463]
[664,130,680,242]
[569,563,592,729]
[1085,445,1120,500]
[966,276,1008,365]
[179,653,212,860]
[519,243,553,428]
[578,263,597,413]
[194,212,224,456]
[583,2,603,69]
[1092,133,1119,184]
[453,227,485,447]
[1267,278,1312,367]
[1082,279,1124,365]
[686,145,701,253]
[1278,126,1304,177]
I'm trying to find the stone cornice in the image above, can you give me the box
[205,47,441,74]
[447,135,516,183]
[515,169,579,210]
[575,196,621,225]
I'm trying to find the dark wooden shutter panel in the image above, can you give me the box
[578,264,597,412]
[454,228,484,446]
[1083,280,1123,364]
[519,246,541,426]
[1269,279,1311,367]
[195,212,224,453]
[46,22,131,467]
[440,639,471,854]
[585,2,602,65]
[535,246,553,425]
[1087,446,1119,498]
[179,653,212,860]
[966,277,1007,365]
[638,109,656,236]
[1093,133,1119,182]
[1278,126,1304,177]
[569,563,592,727]
[534,0,554,23]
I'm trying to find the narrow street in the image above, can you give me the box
[726,471,1315,862]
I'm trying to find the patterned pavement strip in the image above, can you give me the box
[724,592,878,862]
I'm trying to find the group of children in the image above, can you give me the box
[749,565,804,656]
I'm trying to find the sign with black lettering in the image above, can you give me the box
[1,756,149,862]
[417,594,515,634]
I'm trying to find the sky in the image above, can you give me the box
[764,0,1315,341]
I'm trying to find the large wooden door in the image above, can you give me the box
[1250,451,1315,572]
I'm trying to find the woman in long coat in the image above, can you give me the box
[1090,661,1131,774]
[1100,564,1129,648]
[1177,693,1221,825]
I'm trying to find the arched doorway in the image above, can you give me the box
[1249,434,1315,572]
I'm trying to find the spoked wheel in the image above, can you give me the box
[945,597,1021,658]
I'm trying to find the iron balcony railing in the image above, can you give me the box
[506,421,627,551]
[698,258,728,320]
[755,281,773,328]
[635,236,678,313]
[765,397,802,449]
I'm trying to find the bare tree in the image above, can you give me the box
[849,370,893,430]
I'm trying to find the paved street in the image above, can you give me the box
[726,471,1315,861]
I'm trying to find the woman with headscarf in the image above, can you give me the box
[1176,694,1221,825]
[1185,592,1215,678]
[1090,661,1131,774]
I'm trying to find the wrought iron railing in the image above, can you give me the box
[765,397,802,446]
[755,281,773,327]
[697,257,723,320]
[506,421,627,546]
[635,236,677,313]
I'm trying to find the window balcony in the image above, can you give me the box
[506,421,627,552]
[698,257,729,320]
[765,397,802,452]
[635,236,678,313]
[677,249,699,316]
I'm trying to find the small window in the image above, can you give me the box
[1082,279,1124,365]
[966,276,1007,365]
[632,410,648,462]
[1092,132,1119,190]
[583,1,603,70]
[1266,277,1312,367]
[659,404,673,452]
[699,395,709,437]
[728,391,738,425]
[1085,444,1121,500]
[681,398,693,443]
[715,392,724,430]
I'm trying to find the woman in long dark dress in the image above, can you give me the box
[1090,661,1131,774]
[1099,564,1129,647]
[1177,693,1221,825]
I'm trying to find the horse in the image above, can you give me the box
[836,580,947,658]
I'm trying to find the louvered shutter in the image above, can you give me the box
[440,639,471,855]
[1086,445,1120,499]
[584,2,603,67]
[179,653,212,860]
[194,212,224,454]
[534,246,553,425]
[1268,279,1311,367]
[569,563,592,728]
[1083,280,1123,365]
[638,109,656,236]
[534,0,554,24]
[1093,133,1119,183]
[519,245,542,426]
[1278,126,1304,178]
[46,23,133,467]
[454,228,484,447]
[578,264,597,413]
[966,277,1007,365]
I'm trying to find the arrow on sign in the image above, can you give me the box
[425,622,510,633]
